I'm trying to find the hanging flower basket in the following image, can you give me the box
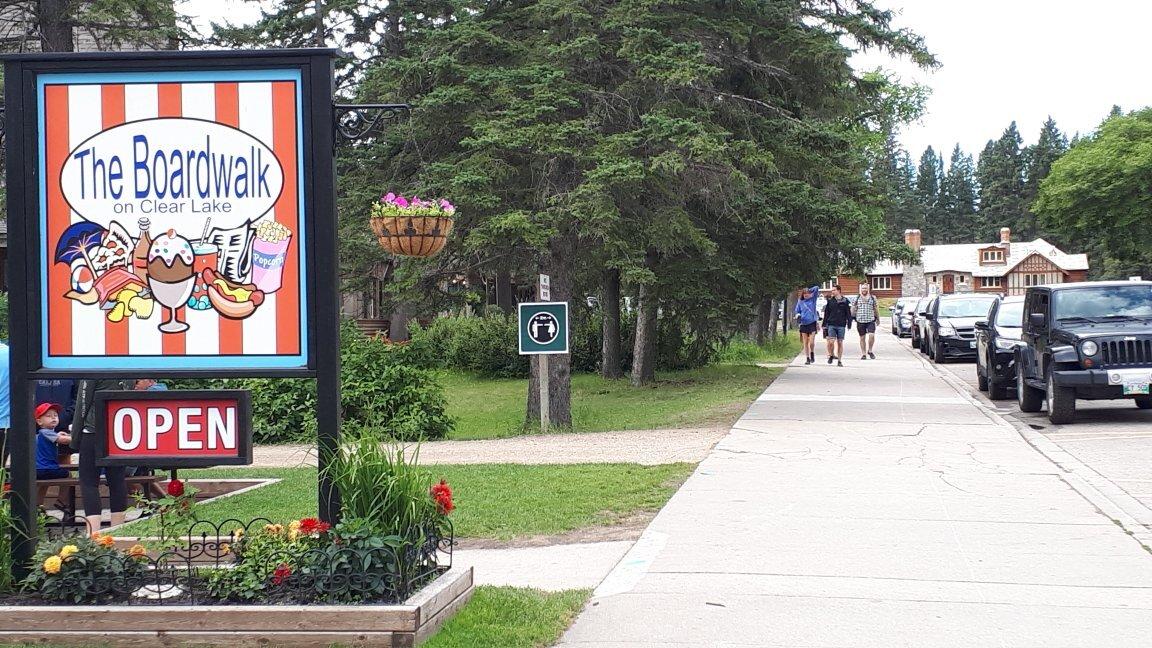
[369,193,456,258]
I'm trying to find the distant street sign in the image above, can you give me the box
[539,274,551,301]
[518,302,569,355]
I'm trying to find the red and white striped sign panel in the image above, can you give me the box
[37,70,308,371]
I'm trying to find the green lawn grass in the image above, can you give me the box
[424,586,590,648]
[118,463,693,542]
[443,364,783,440]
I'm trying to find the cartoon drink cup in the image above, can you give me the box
[188,243,219,310]
[251,220,292,293]
[147,230,196,334]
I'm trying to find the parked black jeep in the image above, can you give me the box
[1016,281,1152,424]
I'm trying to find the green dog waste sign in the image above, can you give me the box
[518,302,569,355]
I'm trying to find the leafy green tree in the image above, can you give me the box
[975,121,1025,241]
[1034,108,1152,278]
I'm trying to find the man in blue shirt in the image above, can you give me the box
[0,342,9,466]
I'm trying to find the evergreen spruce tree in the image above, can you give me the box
[941,145,977,243]
[1020,117,1067,238]
[975,121,1025,242]
[915,146,944,243]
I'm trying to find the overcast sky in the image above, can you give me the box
[185,1,1152,163]
[854,0,1152,160]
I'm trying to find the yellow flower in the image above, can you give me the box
[220,543,231,555]
[59,545,79,559]
[263,523,284,534]
[288,520,302,532]
[288,529,300,542]
[43,556,62,574]
[128,544,147,558]
[233,528,245,538]
[98,535,115,548]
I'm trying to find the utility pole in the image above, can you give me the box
[314,0,326,47]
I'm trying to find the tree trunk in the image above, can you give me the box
[388,304,411,342]
[526,234,575,428]
[38,0,74,52]
[783,291,798,335]
[495,269,515,314]
[765,298,780,341]
[630,282,658,386]
[600,268,623,379]
[748,304,764,344]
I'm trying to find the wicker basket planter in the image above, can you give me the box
[370,215,454,258]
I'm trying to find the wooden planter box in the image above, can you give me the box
[0,566,473,647]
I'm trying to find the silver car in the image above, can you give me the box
[890,298,918,337]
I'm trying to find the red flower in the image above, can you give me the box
[431,479,454,515]
[2,483,10,493]
[298,517,331,536]
[167,479,185,498]
[271,563,292,586]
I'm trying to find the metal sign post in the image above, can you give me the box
[2,49,341,577]
[538,275,550,431]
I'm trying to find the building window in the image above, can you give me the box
[1023,273,1049,287]
[957,274,968,284]
[821,278,837,290]
[980,276,1002,288]
[871,276,892,291]
[981,249,1005,263]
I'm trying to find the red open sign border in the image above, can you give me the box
[94,390,253,468]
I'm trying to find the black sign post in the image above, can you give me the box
[3,49,344,577]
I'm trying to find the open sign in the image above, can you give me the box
[95,391,253,467]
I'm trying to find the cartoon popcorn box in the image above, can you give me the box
[250,221,293,293]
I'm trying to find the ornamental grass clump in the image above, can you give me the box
[323,433,451,541]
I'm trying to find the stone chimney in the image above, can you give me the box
[904,229,922,250]
[1000,227,1011,256]
[901,229,926,297]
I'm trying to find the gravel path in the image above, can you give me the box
[252,428,726,468]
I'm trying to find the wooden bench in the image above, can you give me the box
[36,475,162,517]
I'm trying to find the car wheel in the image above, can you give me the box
[1135,397,1152,410]
[1046,369,1076,425]
[988,372,1009,400]
[1017,369,1044,413]
[977,362,989,391]
[912,333,920,349]
[933,340,947,364]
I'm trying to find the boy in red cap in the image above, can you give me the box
[35,403,71,479]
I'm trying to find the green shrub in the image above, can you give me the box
[410,311,528,378]
[0,292,8,341]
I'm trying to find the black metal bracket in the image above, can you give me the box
[334,103,410,144]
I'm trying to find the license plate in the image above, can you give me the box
[1123,382,1150,395]
[969,341,977,349]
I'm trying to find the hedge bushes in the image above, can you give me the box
[174,322,453,444]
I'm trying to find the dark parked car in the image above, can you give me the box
[911,296,935,351]
[891,298,918,337]
[974,296,1025,400]
[924,293,998,364]
[1016,281,1152,424]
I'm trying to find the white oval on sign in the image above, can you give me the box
[60,117,284,233]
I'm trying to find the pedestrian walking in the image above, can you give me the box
[822,285,853,367]
[853,284,880,360]
[794,285,821,365]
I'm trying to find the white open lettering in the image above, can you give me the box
[178,407,202,450]
[147,407,173,450]
[113,408,141,451]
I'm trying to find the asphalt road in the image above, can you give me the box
[889,332,1152,516]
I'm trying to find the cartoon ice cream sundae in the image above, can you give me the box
[147,229,196,334]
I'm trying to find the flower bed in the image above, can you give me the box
[2,443,469,645]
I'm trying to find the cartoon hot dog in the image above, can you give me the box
[202,267,265,320]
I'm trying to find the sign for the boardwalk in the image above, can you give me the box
[39,70,307,370]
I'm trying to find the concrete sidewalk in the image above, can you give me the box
[559,343,1152,647]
